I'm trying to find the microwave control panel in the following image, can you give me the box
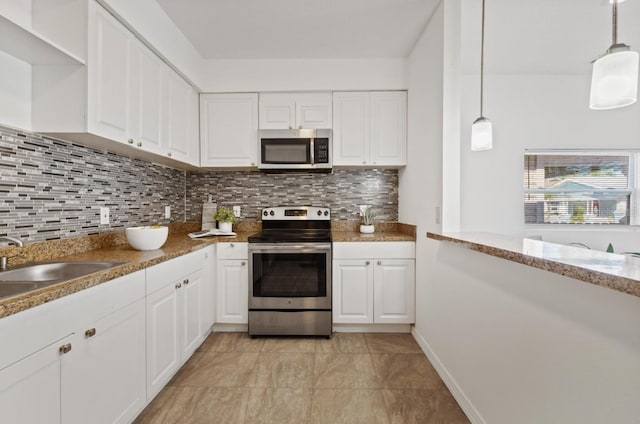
[314,138,330,163]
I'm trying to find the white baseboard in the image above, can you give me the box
[212,323,248,332]
[411,327,485,424]
[333,324,412,333]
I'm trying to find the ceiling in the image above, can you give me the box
[155,0,440,59]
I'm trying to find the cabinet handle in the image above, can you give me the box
[365,261,370,265]
[85,328,96,338]
[288,126,292,129]
[137,141,142,147]
[183,278,189,285]
[241,261,246,266]
[377,261,382,266]
[168,152,172,157]
[298,125,302,129]
[127,139,134,144]
[175,282,182,289]
[59,343,72,354]
[230,243,234,248]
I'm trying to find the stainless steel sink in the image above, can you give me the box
[0,261,126,300]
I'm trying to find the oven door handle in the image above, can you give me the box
[249,243,331,252]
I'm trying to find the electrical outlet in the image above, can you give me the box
[165,206,171,219]
[233,205,241,218]
[100,207,110,225]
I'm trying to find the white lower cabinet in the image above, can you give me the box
[0,270,146,424]
[62,299,146,424]
[216,242,248,324]
[333,242,415,325]
[146,249,206,400]
[0,335,72,424]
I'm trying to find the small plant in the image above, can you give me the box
[214,207,237,224]
[361,207,376,225]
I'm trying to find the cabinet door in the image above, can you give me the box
[187,87,200,166]
[0,335,73,424]
[88,3,132,143]
[296,93,332,129]
[162,68,192,162]
[373,259,415,324]
[259,93,295,129]
[332,92,370,166]
[181,270,203,362]
[200,246,215,335]
[62,300,146,424]
[200,93,258,167]
[146,283,180,400]
[129,40,163,155]
[333,260,374,324]
[370,92,407,166]
[216,259,248,324]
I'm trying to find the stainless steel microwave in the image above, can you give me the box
[258,129,332,171]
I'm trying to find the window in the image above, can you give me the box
[524,152,637,225]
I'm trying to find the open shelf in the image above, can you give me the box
[0,14,85,65]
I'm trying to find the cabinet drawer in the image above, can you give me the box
[146,249,206,294]
[217,242,248,260]
[332,242,415,259]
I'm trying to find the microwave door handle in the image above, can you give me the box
[310,138,315,164]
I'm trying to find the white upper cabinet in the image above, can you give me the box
[200,93,258,167]
[32,1,199,169]
[332,91,407,167]
[259,92,332,129]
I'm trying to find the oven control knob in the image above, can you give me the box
[317,210,322,216]
[324,211,329,216]
[263,211,268,216]
[269,211,275,216]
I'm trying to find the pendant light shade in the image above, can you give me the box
[471,0,492,151]
[471,117,493,151]
[590,49,639,109]
[589,1,639,110]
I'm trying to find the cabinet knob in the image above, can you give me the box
[183,278,189,285]
[241,261,246,266]
[373,162,376,165]
[365,261,370,265]
[377,261,382,266]
[59,343,72,354]
[127,139,134,144]
[288,126,292,129]
[251,162,255,166]
[362,161,366,165]
[175,282,182,289]
[230,243,234,248]
[298,125,302,129]
[85,328,96,338]
[168,152,172,157]
[137,141,142,147]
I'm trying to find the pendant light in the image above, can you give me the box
[471,0,492,151]
[589,0,639,110]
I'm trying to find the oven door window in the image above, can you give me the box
[253,252,327,297]
[261,139,311,164]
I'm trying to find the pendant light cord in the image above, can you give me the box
[612,1,618,45]
[480,0,486,117]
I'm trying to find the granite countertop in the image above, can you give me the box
[331,222,416,242]
[427,232,640,298]
[0,231,256,319]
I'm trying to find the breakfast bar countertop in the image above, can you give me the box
[427,232,640,298]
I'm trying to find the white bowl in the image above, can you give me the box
[125,226,168,250]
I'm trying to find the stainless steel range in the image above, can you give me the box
[248,206,332,337]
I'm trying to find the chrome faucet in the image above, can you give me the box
[0,236,24,271]
[567,242,591,250]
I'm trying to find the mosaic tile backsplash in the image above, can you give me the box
[186,170,398,222]
[0,124,399,244]
[0,125,186,243]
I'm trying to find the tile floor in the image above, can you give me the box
[134,333,470,424]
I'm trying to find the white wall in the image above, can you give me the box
[415,240,640,423]
[0,51,31,130]
[203,58,407,92]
